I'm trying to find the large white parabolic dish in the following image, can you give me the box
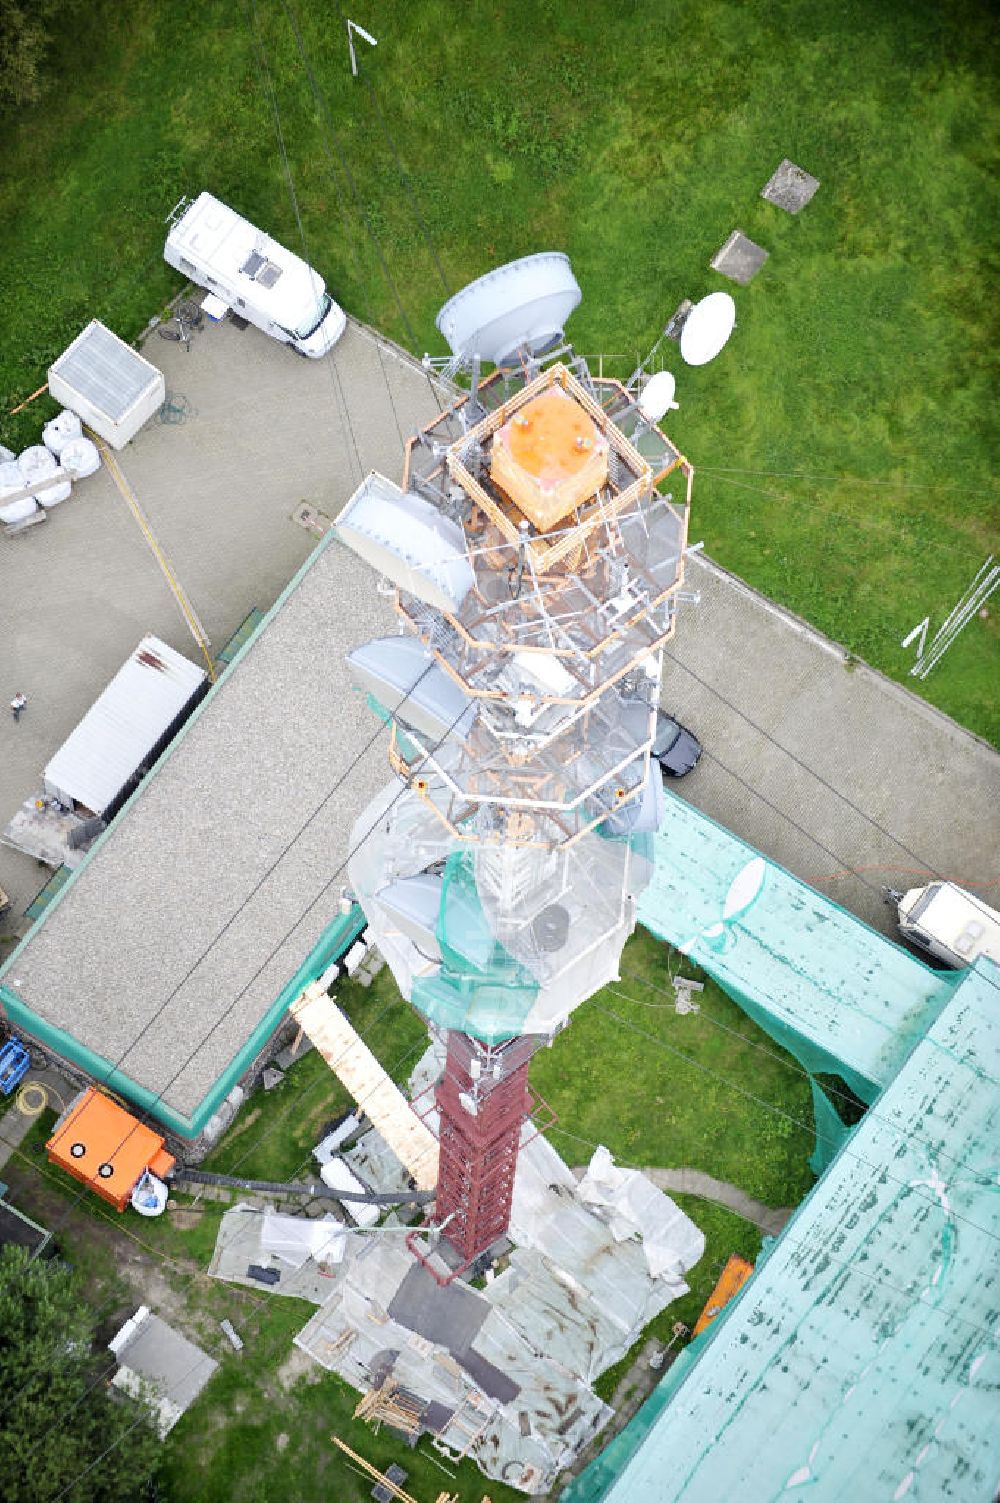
[680,292,737,367]
[435,252,581,366]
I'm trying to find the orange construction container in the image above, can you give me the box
[46,1088,175,1212]
[692,1252,754,1337]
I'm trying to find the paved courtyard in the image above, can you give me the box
[2,314,997,962]
[662,555,1000,938]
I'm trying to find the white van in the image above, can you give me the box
[164,192,346,358]
[889,881,1000,968]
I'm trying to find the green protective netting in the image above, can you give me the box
[638,791,957,1106]
[562,961,1000,1503]
[562,1320,721,1503]
[365,691,419,761]
[807,1077,855,1176]
[410,850,538,1043]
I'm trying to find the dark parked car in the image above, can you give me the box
[653,710,702,777]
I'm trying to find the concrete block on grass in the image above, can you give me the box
[711,231,769,286]
[761,158,820,213]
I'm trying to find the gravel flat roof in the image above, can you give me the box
[2,535,396,1119]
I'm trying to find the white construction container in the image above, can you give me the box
[43,636,207,819]
[47,321,165,450]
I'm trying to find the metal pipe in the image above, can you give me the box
[172,1166,434,1207]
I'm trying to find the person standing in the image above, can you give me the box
[10,692,27,723]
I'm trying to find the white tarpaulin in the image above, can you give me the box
[577,1145,705,1281]
[260,1211,346,1268]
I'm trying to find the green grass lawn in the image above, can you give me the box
[532,927,816,1207]
[5,1099,519,1503]
[200,969,430,1183]
[1,0,996,738]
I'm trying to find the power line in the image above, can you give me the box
[244,0,417,457]
[10,1019,428,1478]
[543,1120,999,1345]
[5,663,476,1292]
[696,469,995,565]
[245,0,364,486]
[274,0,448,421]
[350,52,452,299]
[0,987,413,1432]
[276,0,421,352]
[697,463,1000,496]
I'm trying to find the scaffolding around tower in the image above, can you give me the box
[335,252,691,1268]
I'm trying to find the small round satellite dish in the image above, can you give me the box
[531,903,570,952]
[680,292,736,367]
[637,370,679,422]
[435,252,582,367]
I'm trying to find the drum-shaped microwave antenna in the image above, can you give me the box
[637,370,679,422]
[435,252,582,367]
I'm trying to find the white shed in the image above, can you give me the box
[109,1306,217,1438]
[47,321,165,449]
[44,636,206,818]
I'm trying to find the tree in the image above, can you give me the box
[0,1,77,111]
[0,1245,161,1503]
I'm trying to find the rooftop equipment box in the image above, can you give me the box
[47,320,165,449]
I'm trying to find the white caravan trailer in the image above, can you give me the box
[887,880,1000,969]
[164,192,346,358]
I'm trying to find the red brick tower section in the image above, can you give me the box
[434,1032,538,1265]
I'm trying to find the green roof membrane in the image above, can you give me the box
[565,960,1000,1503]
[638,791,956,1099]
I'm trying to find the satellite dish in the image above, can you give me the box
[637,370,679,422]
[680,292,736,367]
[435,252,582,367]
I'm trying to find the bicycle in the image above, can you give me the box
[157,299,204,352]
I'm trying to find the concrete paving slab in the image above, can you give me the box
[710,230,769,285]
[761,158,820,212]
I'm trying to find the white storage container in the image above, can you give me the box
[47,321,165,450]
[43,635,207,817]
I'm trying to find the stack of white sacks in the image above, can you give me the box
[0,408,101,527]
